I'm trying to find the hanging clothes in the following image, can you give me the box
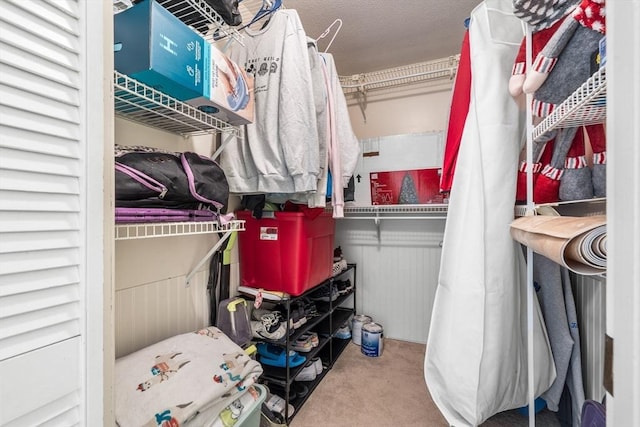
[424,1,556,426]
[265,37,330,208]
[318,53,360,195]
[534,253,585,427]
[219,9,319,194]
[440,28,471,194]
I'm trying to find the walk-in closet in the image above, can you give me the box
[0,1,638,426]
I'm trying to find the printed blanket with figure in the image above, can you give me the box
[115,326,263,427]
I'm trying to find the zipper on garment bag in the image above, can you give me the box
[115,162,168,199]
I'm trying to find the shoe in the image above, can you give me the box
[333,246,343,262]
[309,284,338,302]
[265,394,295,418]
[332,259,348,276]
[257,343,306,368]
[274,303,307,329]
[253,308,294,330]
[335,323,351,339]
[292,334,313,353]
[306,331,319,347]
[335,279,353,295]
[251,318,287,341]
[311,356,323,375]
[299,297,319,318]
[294,361,317,382]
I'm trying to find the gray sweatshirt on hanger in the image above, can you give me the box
[220,9,319,194]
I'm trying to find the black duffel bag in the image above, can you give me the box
[115,145,229,213]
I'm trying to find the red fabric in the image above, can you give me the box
[566,126,586,157]
[585,123,606,153]
[572,0,606,34]
[534,173,562,203]
[440,30,471,193]
[515,140,554,202]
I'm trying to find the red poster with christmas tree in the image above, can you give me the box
[370,168,443,205]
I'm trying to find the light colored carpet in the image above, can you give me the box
[289,339,562,427]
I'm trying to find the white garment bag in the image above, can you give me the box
[424,1,556,425]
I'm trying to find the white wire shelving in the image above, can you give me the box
[152,0,244,46]
[342,204,448,220]
[532,66,607,142]
[114,71,240,137]
[115,219,245,240]
[516,66,608,220]
[339,56,459,95]
[514,197,607,218]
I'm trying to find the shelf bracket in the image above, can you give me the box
[355,86,367,123]
[185,230,233,286]
[374,210,381,242]
[211,131,237,161]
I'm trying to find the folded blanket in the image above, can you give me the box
[115,327,263,427]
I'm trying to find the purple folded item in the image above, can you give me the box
[115,207,216,223]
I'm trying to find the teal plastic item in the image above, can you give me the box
[236,384,267,427]
[114,0,206,100]
[257,343,306,368]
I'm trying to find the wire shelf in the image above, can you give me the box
[115,219,245,240]
[342,204,448,220]
[154,0,243,46]
[514,198,606,218]
[113,71,240,137]
[339,56,459,95]
[532,66,607,142]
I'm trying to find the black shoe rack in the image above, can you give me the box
[246,264,356,424]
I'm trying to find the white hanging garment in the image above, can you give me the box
[424,1,556,426]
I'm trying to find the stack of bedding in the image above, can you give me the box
[115,326,263,426]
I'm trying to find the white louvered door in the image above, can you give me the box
[0,1,109,425]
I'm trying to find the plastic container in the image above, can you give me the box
[236,384,267,427]
[236,210,335,296]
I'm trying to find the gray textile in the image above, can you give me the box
[533,253,585,426]
[549,127,578,170]
[560,265,586,427]
[592,163,606,197]
[560,166,593,201]
[534,24,604,108]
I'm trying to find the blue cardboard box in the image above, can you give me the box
[114,0,206,101]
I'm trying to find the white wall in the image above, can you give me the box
[347,81,453,138]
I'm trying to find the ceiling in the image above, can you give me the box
[240,0,482,76]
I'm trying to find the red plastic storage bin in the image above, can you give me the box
[236,210,335,296]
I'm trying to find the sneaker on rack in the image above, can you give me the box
[332,259,348,276]
[265,393,295,418]
[294,361,317,382]
[273,303,307,329]
[311,356,323,375]
[335,323,351,339]
[292,334,313,353]
[335,279,353,295]
[253,307,294,330]
[299,297,319,318]
[251,314,287,341]
[309,285,338,302]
